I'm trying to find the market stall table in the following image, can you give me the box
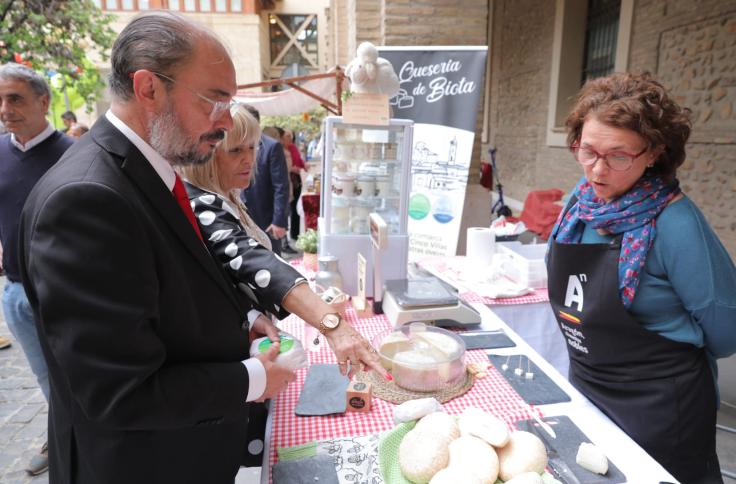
[260,301,676,483]
[415,255,569,376]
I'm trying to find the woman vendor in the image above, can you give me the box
[547,72,736,483]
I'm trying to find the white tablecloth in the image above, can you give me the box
[472,302,676,483]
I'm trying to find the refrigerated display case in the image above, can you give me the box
[318,116,414,297]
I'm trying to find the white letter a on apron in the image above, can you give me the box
[564,275,584,312]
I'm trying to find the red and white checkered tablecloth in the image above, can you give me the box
[415,256,549,305]
[268,307,544,481]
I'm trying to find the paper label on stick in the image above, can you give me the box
[354,253,367,311]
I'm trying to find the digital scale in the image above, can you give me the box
[368,213,479,327]
[381,277,481,328]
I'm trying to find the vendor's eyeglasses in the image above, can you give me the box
[152,72,232,121]
[570,142,648,172]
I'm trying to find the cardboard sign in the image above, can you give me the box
[342,93,390,126]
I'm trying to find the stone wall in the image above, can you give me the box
[486,0,736,256]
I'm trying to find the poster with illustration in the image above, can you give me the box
[378,46,487,258]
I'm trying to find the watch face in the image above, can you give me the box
[323,313,340,329]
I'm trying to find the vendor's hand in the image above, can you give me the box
[255,342,295,402]
[250,314,280,343]
[266,224,286,240]
[325,320,391,381]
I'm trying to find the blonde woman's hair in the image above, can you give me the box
[179,103,262,226]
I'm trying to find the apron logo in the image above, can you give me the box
[564,274,586,312]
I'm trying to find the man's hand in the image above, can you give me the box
[250,314,280,343]
[266,224,286,240]
[255,342,295,402]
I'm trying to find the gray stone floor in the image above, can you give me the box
[0,278,48,484]
[1,273,734,483]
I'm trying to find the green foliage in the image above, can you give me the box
[295,229,319,254]
[261,108,327,143]
[0,0,116,111]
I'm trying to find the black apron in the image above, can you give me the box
[547,197,722,484]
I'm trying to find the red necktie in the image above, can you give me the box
[172,174,203,242]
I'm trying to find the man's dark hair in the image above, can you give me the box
[61,111,77,122]
[0,63,51,99]
[108,10,218,101]
[241,104,260,122]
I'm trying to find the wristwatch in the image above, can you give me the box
[318,313,341,334]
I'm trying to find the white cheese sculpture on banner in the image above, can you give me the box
[345,41,400,96]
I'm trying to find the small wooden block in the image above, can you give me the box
[346,381,372,412]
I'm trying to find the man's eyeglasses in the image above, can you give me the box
[570,142,648,172]
[152,72,231,121]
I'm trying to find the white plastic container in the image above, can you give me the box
[496,242,548,289]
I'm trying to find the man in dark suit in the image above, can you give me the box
[18,12,297,484]
[240,105,290,255]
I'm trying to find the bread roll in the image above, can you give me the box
[503,471,545,484]
[399,428,451,483]
[458,406,510,447]
[429,466,484,484]
[447,435,499,484]
[399,412,460,483]
[496,431,547,481]
[413,411,460,441]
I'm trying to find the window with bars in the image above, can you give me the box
[581,0,621,83]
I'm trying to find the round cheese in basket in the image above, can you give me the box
[374,323,466,392]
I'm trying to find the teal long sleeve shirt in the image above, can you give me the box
[580,196,736,372]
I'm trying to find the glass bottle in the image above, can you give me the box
[315,255,343,292]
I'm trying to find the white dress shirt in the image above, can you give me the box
[10,123,56,152]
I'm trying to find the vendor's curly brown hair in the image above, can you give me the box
[565,72,691,182]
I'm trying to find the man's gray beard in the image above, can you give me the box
[148,106,212,167]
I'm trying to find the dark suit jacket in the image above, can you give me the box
[19,116,256,484]
[242,134,289,251]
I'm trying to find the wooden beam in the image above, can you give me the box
[236,68,344,115]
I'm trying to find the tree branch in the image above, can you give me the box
[0,0,18,31]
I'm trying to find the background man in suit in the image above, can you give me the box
[0,63,74,476]
[240,104,290,255]
[18,12,297,483]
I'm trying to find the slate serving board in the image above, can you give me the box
[458,329,516,350]
[295,364,350,416]
[272,454,340,484]
[488,354,571,405]
[517,415,626,484]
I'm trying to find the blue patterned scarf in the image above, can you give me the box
[551,176,680,308]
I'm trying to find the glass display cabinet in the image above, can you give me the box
[319,116,414,297]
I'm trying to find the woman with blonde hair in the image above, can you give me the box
[179,103,387,377]
[180,103,388,466]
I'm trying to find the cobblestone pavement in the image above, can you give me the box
[0,277,48,484]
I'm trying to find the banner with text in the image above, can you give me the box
[378,46,487,259]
